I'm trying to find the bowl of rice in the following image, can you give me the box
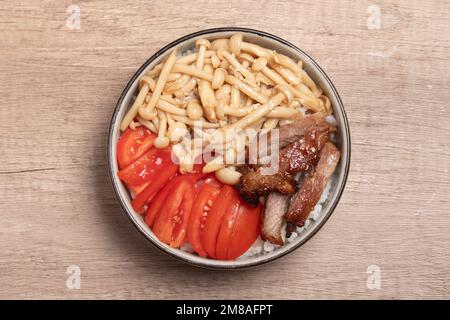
[108,27,350,269]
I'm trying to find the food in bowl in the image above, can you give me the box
[115,33,341,260]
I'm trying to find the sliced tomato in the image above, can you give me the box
[152,176,196,248]
[215,192,241,260]
[118,147,172,187]
[201,185,235,258]
[145,177,180,227]
[168,176,197,248]
[180,171,208,183]
[227,201,261,260]
[145,171,207,228]
[194,173,223,191]
[131,163,178,214]
[129,181,150,197]
[117,126,155,169]
[188,183,221,257]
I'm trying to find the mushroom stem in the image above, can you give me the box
[224,75,268,104]
[255,60,323,112]
[171,64,213,81]
[227,91,286,130]
[218,49,257,87]
[153,110,170,149]
[120,83,149,131]
[139,48,178,120]
[198,64,217,123]
[195,38,211,70]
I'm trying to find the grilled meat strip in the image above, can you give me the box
[261,192,290,245]
[237,116,335,206]
[285,142,341,237]
[249,115,335,159]
[237,169,296,203]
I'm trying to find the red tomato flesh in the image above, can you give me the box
[131,163,178,214]
[129,181,150,197]
[117,147,172,187]
[152,176,196,248]
[215,192,241,260]
[226,202,262,260]
[201,185,235,258]
[145,177,180,227]
[117,127,155,169]
[188,183,221,257]
[194,173,223,191]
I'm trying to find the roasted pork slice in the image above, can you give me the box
[261,192,290,245]
[285,142,341,237]
[237,170,296,205]
[250,115,336,159]
[237,116,334,206]
[278,129,330,176]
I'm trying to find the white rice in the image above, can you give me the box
[325,114,337,126]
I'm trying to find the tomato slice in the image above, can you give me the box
[201,185,235,258]
[131,163,178,213]
[117,126,155,169]
[117,147,172,187]
[145,177,180,227]
[152,176,196,248]
[194,173,223,191]
[129,181,150,197]
[227,202,261,260]
[214,190,244,260]
[146,171,214,228]
[188,184,221,257]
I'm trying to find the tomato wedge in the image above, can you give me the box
[215,193,241,260]
[188,183,221,257]
[152,176,196,248]
[129,181,150,197]
[145,176,180,227]
[117,126,155,169]
[118,147,172,187]
[194,173,222,191]
[201,185,235,258]
[148,172,213,234]
[227,202,261,260]
[131,163,178,213]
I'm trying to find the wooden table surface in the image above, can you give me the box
[1,0,449,300]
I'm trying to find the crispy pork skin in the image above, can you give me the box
[285,142,341,237]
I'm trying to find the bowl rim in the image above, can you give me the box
[107,27,351,270]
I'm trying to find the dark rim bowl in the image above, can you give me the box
[107,27,351,270]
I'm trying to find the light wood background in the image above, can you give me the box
[1,0,449,299]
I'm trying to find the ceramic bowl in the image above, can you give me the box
[107,27,351,269]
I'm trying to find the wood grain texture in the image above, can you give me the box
[1,0,449,299]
